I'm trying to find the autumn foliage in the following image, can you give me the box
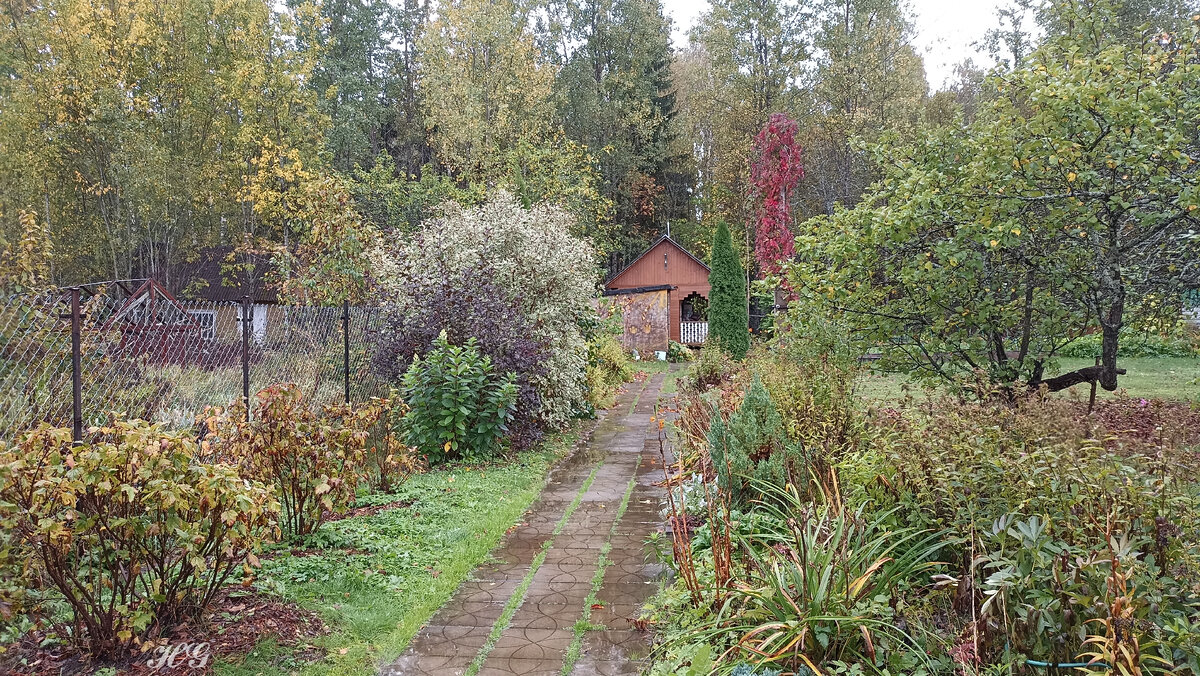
[750,113,804,279]
[206,384,387,536]
[0,422,279,658]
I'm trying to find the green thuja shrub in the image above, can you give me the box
[401,332,518,463]
[708,222,749,359]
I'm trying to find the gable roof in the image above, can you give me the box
[174,246,278,304]
[101,279,203,330]
[605,235,709,288]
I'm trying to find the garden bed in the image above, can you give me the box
[0,426,583,676]
[0,590,327,676]
[214,425,582,675]
[642,340,1200,674]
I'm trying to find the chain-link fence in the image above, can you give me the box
[0,285,389,443]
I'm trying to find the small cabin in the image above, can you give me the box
[603,236,710,353]
[173,246,280,344]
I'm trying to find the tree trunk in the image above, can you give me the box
[1027,217,1127,397]
[1031,364,1126,393]
[1099,309,1122,391]
[1096,238,1126,391]
[1029,253,1127,395]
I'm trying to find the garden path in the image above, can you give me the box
[380,370,674,676]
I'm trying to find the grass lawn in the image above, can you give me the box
[215,427,581,676]
[857,356,1200,404]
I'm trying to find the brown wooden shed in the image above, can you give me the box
[604,236,710,346]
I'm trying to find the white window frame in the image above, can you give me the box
[188,310,217,341]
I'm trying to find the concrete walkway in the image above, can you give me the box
[381,371,672,676]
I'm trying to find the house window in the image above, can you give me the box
[188,310,217,340]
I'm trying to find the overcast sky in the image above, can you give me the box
[661,0,1007,90]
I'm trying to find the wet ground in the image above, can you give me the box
[381,371,674,676]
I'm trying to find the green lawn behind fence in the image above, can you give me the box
[857,357,1200,404]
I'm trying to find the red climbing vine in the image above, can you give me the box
[750,113,804,280]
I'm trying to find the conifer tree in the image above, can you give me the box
[708,221,749,359]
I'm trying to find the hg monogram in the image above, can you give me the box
[145,642,211,670]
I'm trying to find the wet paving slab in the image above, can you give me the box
[381,369,674,676]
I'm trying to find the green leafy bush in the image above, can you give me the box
[0,422,278,658]
[374,259,552,448]
[681,339,737,395]
[667,340,694,363]
[586,330,633,409]
[378,192,597,431]
[207,383,385,536]
[1058,330,1199,358]
[400,333,518,463]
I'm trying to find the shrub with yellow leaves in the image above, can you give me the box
[0,421,278,658]
[204,383,388,537]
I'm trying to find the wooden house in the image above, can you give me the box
[173,246,281,344]
[91,278,245,366]
[604,236,711,351]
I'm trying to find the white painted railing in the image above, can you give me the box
[680,321,708,345]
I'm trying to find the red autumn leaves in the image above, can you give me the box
[750,113,804,281]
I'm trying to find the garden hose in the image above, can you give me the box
[1005,642,1111,670]
[1024,657,1111,670]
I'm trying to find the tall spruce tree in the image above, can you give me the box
[708,221,750,359]
[543,0,686,245]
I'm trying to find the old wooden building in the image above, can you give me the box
[603,236,710,352]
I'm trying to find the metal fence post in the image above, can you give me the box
[342,299,351,405]
[70,287,83,443]
[242,295,251,422]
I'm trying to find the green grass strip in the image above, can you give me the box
[463,464,602,676]
[552,464,600,537]
[560,459,641,675]
[627,388,643,415]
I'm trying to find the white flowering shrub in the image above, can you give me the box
[376,191,598,432]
